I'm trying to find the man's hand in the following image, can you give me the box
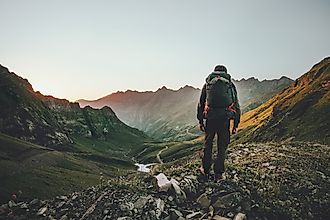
[232,127,238,134]
[199,123,205,132]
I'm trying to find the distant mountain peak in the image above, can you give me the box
[179,85,198,91]
[279,76,292,80]
[157,86,169,91]
[237,77,258,82]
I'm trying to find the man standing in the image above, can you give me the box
[197,65,241,182]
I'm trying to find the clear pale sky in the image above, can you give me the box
[0,0,329,101]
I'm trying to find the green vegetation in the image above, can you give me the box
[0,64,153,204]
[0,133,138,203]
[239,57,330,144]
[0,57,329,219]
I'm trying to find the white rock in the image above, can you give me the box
[233,213,247,220]
[186,211,203,219]
[155,173,172,192]
[156,198,165,212]
[37,206,48,216]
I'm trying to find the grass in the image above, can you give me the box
[0,133,137,203]
[236,57,330,144]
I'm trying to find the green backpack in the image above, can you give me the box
[205,72,237,118]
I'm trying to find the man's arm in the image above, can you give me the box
[197,84,206,125]
[232,85,241,129]
[233,102,241,128]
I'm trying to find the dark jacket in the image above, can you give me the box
[197,71,241,128]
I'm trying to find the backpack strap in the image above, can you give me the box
[229,82,237,102]
[228,101,237,113]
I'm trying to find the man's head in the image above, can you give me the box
[214,65,227,73]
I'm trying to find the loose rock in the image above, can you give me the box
[37,206,48,216]
[233,212,246,220]
[197,193,210,208]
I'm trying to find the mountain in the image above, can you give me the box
[0,64,147,150]
[78,77,293,140]
[79,85,201,140]
[239,57,330,144]
[0,64,149,202]
[0,66,70,148]
[233,76,294,112]
[0,60,328,220]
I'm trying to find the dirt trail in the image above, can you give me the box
[150,146,169,174]
[156,146,168,164]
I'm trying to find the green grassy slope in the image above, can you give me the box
[0,65,70,148]
[0,133,136,203]
[238,57,330,144]
[0,64,149,151]
[0,64,151,203]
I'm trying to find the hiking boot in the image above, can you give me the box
[197,173,210,182]
[197,166,210,182]
[214,173,226,182]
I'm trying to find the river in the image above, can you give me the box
[135,163,157,173]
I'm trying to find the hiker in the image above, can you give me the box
[197,65,241,182]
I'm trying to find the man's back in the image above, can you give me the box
[197,65,241,182]
[197,66,241,129]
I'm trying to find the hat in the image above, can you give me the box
[214,65,227,73]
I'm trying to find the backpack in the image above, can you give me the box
[204,72,237,119]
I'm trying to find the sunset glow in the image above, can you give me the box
[0,0,329,101]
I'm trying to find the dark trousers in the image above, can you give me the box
[202,118,230,174]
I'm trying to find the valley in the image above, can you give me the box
[0,57,329,219]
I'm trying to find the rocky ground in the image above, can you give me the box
[0,141,329,220]
[0,173,250,220]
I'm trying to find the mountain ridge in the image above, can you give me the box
[0,64,148,149]
[77,77,291,103]
[239,57,330,144]
[78,76,293,140]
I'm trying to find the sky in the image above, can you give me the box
[0,0,329,101]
